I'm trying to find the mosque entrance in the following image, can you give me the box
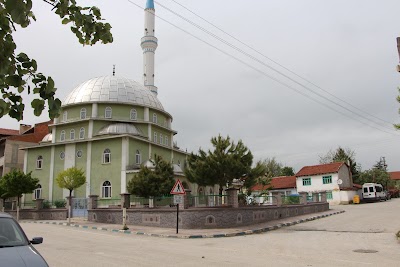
[71,198,88,218]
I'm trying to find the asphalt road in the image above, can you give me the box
[22,199,400,267]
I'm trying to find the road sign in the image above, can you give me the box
[170,179,186,195]
[173,195,183,204]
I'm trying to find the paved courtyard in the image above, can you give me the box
[21,199,400,267]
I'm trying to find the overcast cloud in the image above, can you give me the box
[3,0,400,172]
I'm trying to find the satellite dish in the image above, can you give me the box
[337,179,343,185]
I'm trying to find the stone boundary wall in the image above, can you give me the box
[6,209,68,220]
[88,202,329,229]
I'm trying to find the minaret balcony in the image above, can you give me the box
[141,36,158,49]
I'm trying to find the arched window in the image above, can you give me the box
[62,111,67,122]
[36,156,43,169]
[80,108,86,119]
[103,148,111,164]
[160,134,163,145]
[79,127,85,139]
[135,150,141,165]
[177,160,181,166]
[60,130,65,141]
[153,132,157,143]
[130,108,137,120]
[102,181,112,198]
[70,129,75,140]
[152,113,157,123]
[165,136,169,146]
[105,107,112,119]
[34,184,42,199]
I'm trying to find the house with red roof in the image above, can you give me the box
[296,162,356,204]
[388,171,400,189]
[250,176,297,204]
[0,121,51,178]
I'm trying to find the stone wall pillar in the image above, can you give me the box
[225,188,239,208]
[183,190,191,209]
[320,192,327,203]
[120,193,131,209]
[299,192,308,205]
[0,199,3,212]
[312,193,319,203]
[34,198,44,210]
[88,195,98,210]
[271,192,282,206]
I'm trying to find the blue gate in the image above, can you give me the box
[72,198,88,218]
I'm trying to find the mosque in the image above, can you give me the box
[22,0,211,203]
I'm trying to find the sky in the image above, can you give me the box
[3,0,400,172]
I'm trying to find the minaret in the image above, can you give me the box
[141,0,158,95]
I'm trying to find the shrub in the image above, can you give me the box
[54,199,66,208]
[43,201,51,209]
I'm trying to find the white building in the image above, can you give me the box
[296,162,357,204]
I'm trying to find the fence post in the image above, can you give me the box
[320,192,327,202]
[225,188,239,208]
[88,195,98,209]
[120,193,131,209]
[183,190,191,209]
[271,192,282,207]
[34,198,44,210]
[299,192,308,205]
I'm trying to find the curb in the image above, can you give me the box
[21,210,345,239]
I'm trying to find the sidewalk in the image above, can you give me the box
[21,208,345,239]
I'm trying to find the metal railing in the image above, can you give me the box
[189,194,228,207]
[97,198,121,208]
[282,195,301,205]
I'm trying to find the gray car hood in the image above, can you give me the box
[0,245,48,267]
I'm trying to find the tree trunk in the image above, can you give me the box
[16,196,20,221]
[68,190,72,224]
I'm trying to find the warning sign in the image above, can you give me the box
[170,179,186,195]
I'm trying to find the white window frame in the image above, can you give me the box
[60,130,65,141]
[70,129,75,140]
[165,136,169,146]
[135,150,141,165]
[103,148,111,164]
[102,181,112,198]
[160,134,163,145]
[105,107,112,119]
[62,111,67,122]
[80,108,86,119]
[34,184,42,200]
[79,127,85,139]
[36,156,43,169]
[130,108,137,120]
[152,113,157,123]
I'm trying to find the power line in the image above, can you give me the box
[166,0,395,127]
[155,0,397,133]
[127,0,400,136]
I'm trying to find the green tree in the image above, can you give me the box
[185,135,256,195]
[280,166,295,176]
[0,0,113,121]
[56,167,86,199]
[0,178,11,212]
[358,168,393,189]
[127,155,175,198]
[319,146,360,183]
[0,170,39,220]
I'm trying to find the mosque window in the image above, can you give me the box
[34,184,42,200]
[36,156,43,169]
[178,160,180,167]
[153,132,157,143]
[152,113,157,124]
[135,150,141,165]
[80,108,86,119]
[103,148,111,164]
[160,134,163,145]
[165,136,169,146]
[79,127,85,139]
[60,130,66,141]
[60,151,65,160]
[70,129,75,140]
[102,181,112,198]
[130,109,137,120]
[62,111,67,122]
[105,107,112,119]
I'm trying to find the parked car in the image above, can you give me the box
[0,212,48,267]
[362,183,386,202]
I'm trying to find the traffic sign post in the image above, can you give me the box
[170,179,186,234]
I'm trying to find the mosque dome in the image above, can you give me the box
[97,123,144,136]
[63,76,164,110]
[41,133,52,142]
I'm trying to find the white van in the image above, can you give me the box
[362,183,387,201]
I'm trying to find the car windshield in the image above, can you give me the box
[0,218,29,247]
